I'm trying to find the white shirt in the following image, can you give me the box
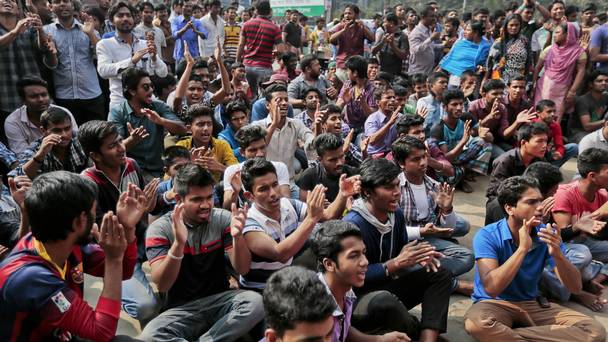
[96,34,168,110]
[5,104,79,155]
[198,14,225,57]
[409,181,430,220]
[223,160,290,191]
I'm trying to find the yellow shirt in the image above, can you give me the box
[175,137,238,182]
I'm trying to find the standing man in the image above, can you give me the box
[282,10,302,55]
[223,6,240,60]
[97,1,168,110]
[134,2,166,55]
[154,4,176,71]
[329,5,374,82]
[408,6,441,75]
[236,0,283,100]
[171,0,208,62]
[589,9,608,69]
[198,0,224,58]
[372,12,408,75]
[44,0,105,125]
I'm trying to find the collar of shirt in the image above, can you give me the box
[317,272,356,319]
[497,218,543,248]
[18,106,40,130]
[53,18,83,30]
[114,32,140,45]
[248,198,296,240]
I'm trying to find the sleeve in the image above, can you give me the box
[429,122,445,143]
[589,27,604,49]
[242,218,265,234]
[275,162,290,186]
[5,265,121,342]
[551,188,574,214]
[154,100,181,122]
[147,49,168,77]
[171,19,181,39]
[96,40,133,79]
[274,25,282,44]
[531,30,541,52]
[107,109,127,138]
[295,168,315,192]
[575,95,590,118]
[499,106,510,137]
[218,140,238,166]
[551,124,565,156]
[287,79,299,100]
[5,120,31,155]
[472,228,498,260]
[0,141,17,167]
[409,29,434,54]
[364,115,381,138]
[159,28,167,48]
[145,216,173,264]
[196,20,208,39]
[223,164,238,191]
[296,122,315,159]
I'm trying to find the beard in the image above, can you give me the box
[76,211,95,245]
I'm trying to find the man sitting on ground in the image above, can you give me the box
[532,99,578,167]
[464,176,606,341]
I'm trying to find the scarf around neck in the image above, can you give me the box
[351,198,394,234]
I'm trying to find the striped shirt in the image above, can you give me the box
[240,198,307,290]
[241,16,282,68]
[224,22,241,60]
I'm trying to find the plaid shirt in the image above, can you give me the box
[398,173,441,227]
[0,26,41,113]
[0,142,17,169]
[11,138,88,177]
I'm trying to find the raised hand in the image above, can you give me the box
[82,13,96,36]
[127,122,150,144]
[131,47,151,64]
[183,41,194,65]
[116,183,148,242]
[573,215,606,236]
[171,203,189,244]
[8,175,32,208]
[35,134,62,160]
[432,182,455,212]
[540,196,555,223]
[341,88,353,104]
[306,184,327,222]
[419,223,454,238]
[417,105,429,118]
[12,18,33,35]
[461,120,472,142]
[230,170,242,193]
[214,36,223,61]
[489,99,501,119]
[98,211,128,261]
[230,203,248,237]
[393,240,436,269]
[519,218,539,253]
[141,108,163,125]
[339,174,361,198]
[143,178,160,212]
[538,223,562,256]
[44,34,57,55]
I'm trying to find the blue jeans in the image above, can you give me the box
[244,66,273,101]
[122,261,161,324]
[550,143,578,168]
[139,290,264,341]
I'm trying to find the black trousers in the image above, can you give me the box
[353,267,452,337]
[55,95,106,125]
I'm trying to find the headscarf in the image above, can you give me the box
[544,22,584,84]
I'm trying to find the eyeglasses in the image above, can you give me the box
[142,84,155,91]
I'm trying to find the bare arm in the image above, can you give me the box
[590,47,608,63]
[477,253,527,298]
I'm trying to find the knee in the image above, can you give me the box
[568,244,593,268]
[130,295,161,321]
[453,217,471,237]
[464,309,496,337]
[365,290,405,316]
[579,318,607,342]
[235,290,265,319]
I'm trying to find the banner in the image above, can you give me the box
[271,0,325,17]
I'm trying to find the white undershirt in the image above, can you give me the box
[409,182,429,220]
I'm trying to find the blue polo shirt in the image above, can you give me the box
[472,218,565,303]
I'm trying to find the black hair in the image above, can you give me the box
[421,5,436,18]
[108,1,135,21]
[367,57,379,65]
[192,4,202,11]
[235,124,267,149]
[428,71,448,85]
[301,86,322,101]
[154,3,167,11]
[548,0,565,11]
[208,0,221,7]
[590,68,608,82]
[376,71,393,84]
[345,55,368,80]
[393,85,408,97]
[171,0,183,7]
[442,89,465,105]
[40,107,71,129]
[582,3,597,13]
[497,176,539,210]
[385,12,399,25]
[78,120,119,155]
[523,162,563,196]
[84,6,105,25]
[482,78,505,93]
[392,76,411,89]
[162,145,190,168]
[151,74,177,98]
[280,51,297,65]
[300,54,318,72]
[175,57,208,79]
[264,266,336,336]
[174,163,215,197]
[396,114,424,135]
[535,99,556,112]
[241,157,277,192]
[517,122,549,142]
[578,148,608,178]
[255,0,271,16]
[25,171,98,242]
[121,67,149,100]
[310,220,362,271]
[344,4,360,15]
[359,158,401,200]
[468,20,485,36]
[185,104,220,136]
[264,83,288,102]
[392,135,426,163]
[139,1,154,12]
[445,17,460,28]
[565,5,578,17]
[473,7,490,16]
[16,75,48,99]
[411,73,427,85]
[224,100,248,121]
[313,133,343,158]
[508,75,526,85]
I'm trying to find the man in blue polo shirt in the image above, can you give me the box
[464,176,606,342]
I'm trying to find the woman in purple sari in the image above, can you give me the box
[532,22,586,123]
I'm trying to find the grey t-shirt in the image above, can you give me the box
[574,92,608,129]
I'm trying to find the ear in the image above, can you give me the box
[72,211,88,237]
[504,203,515,217]
[243,190,255,203]
[323,257,337,273]
[264,329,279,342]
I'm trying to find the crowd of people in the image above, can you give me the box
[2,0,608,340]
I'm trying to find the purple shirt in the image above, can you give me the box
[364,110,399,155]
[318,273,356,342]
[339,80,376,130]
[590,24,608,69]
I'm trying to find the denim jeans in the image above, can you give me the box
[550,143,578,168]
[138,290,264,341]
[121,262,161,325]
[244,66,273,101]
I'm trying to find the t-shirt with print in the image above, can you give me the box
[574,92,608,130]
[283,22,302,48]
[239,198,307,290]
[296,164,358,202]
[552,181,608,235]
[145,209,233,309]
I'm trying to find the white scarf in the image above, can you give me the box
[351,199,395,261]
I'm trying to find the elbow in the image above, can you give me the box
[235,263,251,276]
[483,285,500,299]
[443,166,455,177]
[568,280,583,294]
